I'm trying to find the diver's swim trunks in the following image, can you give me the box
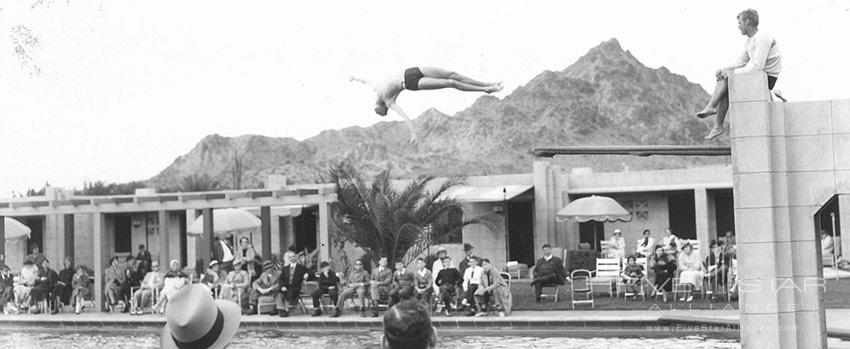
[403,67,424,91]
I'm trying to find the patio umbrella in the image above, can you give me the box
[556,195,631,250]
[187,208,261,237]
[3,217,31,242]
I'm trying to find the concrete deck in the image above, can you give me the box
[1,309,848,339]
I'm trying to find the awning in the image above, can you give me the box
[440,185,533,203]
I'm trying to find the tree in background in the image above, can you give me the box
[329,161,500,267]
[178,174,221,192]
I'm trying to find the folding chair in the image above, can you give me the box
[589,258,621,297]
[539,284,560,303]
[570,269,594,309]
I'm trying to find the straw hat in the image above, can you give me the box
[161,284,241,349]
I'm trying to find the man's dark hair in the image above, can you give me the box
[542,243,551,249]
[441,256,451,261]
[738,8,759,27]
[383,300,434,349]
[642,229,651,235]
[395,260,404,265]
[320,261,330,268]
[468,256,479,263]
[138,244,145,250]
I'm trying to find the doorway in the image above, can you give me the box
[507,200,534,266]
[22,216,44,254]
[668,192,697,240]
[293,205,317,252]
[579,221,604,251]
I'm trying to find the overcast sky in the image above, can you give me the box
[1,0,849,197]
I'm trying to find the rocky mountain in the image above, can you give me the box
[148,38,727,189]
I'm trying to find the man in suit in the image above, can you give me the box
[389,260,415,307]
[136,244,153,275]
[458,243,475,277]
[309,261,340,317]
[213,235,236,273]
[530,244,567,302]
[369,256,393,317]
[275,251,307,317]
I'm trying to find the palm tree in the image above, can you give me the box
[178,174,221,192]
[329,161,500,267]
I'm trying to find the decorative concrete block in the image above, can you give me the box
[784,136,835,172]
[831,99,850,135]
[793,310,828,349]
[737,243,778,278]
[789,240,820,279]
[735,207,791,243]
[731,136,787,174]
[740,313,782,349]
[783,101,833,136]
[835,170,850,193]
[833,134,850,171]
[733,172,788,209]
[730,102,773,138]
[786,172,836,206]
[791,275,825,312]
[788,206,819,242]
[729,72,772,104]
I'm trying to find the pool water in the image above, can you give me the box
[0,330,846,349]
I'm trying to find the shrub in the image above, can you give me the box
[567,249,598,273]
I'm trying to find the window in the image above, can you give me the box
[431,206,463,244]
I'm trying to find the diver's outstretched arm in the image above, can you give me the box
[349,75,378,91]
[389,103,418,144]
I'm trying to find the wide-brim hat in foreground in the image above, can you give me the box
[161,284,241,349]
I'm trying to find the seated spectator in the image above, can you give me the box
[153,259,188,314]
[309,261,340,316]
[635,229,655,258]
[434,257,462,316]
[648,245,676,302]
[103,256,125,312]
[201,260,222,292]
[119,256,141,313]
[661,229,679,257]
[474,258,511,317]
[389,260,415,308]
[30,259,59,313]
[220,259,250,306]
[14,257,39,311]
[430,247,447,298]
[722,231,737,257]
[247,260,279,315]
[382,300,437,349]
[0,265,13,313]
[705,240,732,292]
[54,257,75,311]
[71,265,91,314]
[620,256,644,296]
[275,251,308,317]
[332,258,371,318]
[413,258,432,310]
[608,229,626,259]
[27,244,46,271]
[822,230,835,260]
[676,243,703,302]
[530,244,566,302]
[461,256,483,315]
[369,256,393,317]
[131,260,163,315]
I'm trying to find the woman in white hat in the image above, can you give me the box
[161,284,241,349]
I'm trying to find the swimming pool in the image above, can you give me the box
[0,329,847,349]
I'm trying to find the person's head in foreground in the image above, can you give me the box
[395,260,405,272]
[468,256,479,268]
[161,284,241,349]
[614,229,622,237]
[320,261,330,274]
[382,300,437,349]
[378,256,388,268]
[285,251,297,265]
[441,256,452,269]
[737,8,759,35]
[681,243,693,254]
[542,243,552,257]
[239,237,250,249]
[170,259,181,272]
[139,244,147,253]
[416,258,426,271]
[353,259,364,271]
[463,243,474,256]
[626,256,637,266]
[436,247,447,259]
[653,245,665,257]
